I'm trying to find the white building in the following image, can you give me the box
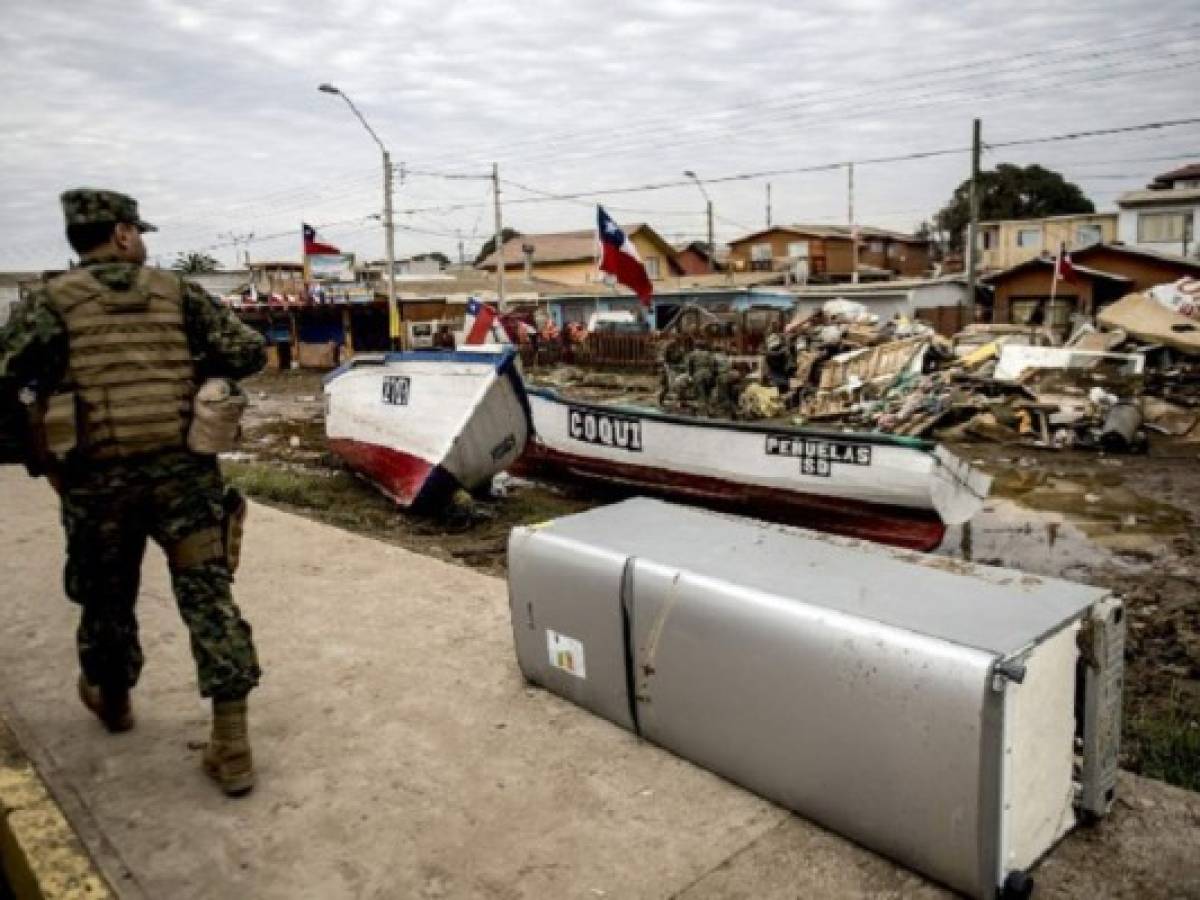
[191,269,250,298]
[1117,164,1200,260]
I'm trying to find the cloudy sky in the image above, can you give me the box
[1,0,1197,271]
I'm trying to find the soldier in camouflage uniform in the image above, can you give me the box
[0,189,265,796]
[709,357,744,419]
[656,336,685,405]
[686,349,718,416]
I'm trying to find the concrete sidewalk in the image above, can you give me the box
[0,469,1197,899]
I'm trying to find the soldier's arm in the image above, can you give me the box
[0,290,69,475]
[181,280,267,380]
[0,287,69,392]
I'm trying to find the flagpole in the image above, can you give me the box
[1049,243,1060,304]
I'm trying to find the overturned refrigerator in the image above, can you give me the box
[507,499,1123,899]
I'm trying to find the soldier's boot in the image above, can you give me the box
[203,699,255,797]
[77,675,134,733]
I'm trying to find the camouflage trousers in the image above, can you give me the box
[58,451,260,700]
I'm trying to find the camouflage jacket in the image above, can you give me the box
[0,256,266,396]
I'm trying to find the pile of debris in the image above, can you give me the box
[796,280,1200,450]
[658,279,1200,452]
[656,299,944,421]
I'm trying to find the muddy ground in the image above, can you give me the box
[226,369,1200,792]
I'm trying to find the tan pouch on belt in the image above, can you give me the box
[42,392,79,460]
[188,378,248,454]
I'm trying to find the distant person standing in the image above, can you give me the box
[0,189,266,796]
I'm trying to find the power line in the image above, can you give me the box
[478,52,1200,175]
[407,31,1200,177]
[402,21,1197,172]
[10,112,1197,267]
[384,116,1197,223]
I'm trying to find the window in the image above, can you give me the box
[751,243,773,262]
[644,255,660,280]
[1075,224,1102,247]
[1138,212,1189,243]
[979,229,995,251]
[1016,228,1041,248]
[867,240,884,254]
[786,240,809,259]
[1010,297,1075,331]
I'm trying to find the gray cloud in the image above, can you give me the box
[1,0,1196,269]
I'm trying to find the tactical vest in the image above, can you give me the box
[45,267,195,460]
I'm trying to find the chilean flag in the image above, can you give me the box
[303,222,340,256]
[464,297,500,345]
[597,206,653,305]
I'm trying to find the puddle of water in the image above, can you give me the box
[940,455,1192,581]
[937,500,1135,580]
[937,492,1188,581]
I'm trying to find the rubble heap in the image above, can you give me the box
[657,279,1200,451]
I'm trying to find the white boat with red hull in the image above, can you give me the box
[513,387,990,551]
[323,349,531,509]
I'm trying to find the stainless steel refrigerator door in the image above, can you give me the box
[629,557,1004,899]
[507,527,635,731]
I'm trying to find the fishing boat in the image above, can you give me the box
[513,387,990,550]
[323,348,531,509]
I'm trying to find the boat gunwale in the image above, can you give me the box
[527,386,936,452]
[322,348,520,386]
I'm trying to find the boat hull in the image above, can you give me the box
[514,389,989,551]
[324,349,531,509]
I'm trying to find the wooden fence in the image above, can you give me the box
[520,332,661,371]
[518,323,785,372]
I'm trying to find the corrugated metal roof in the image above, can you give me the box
[1074,242,1200,270]
[729,223,925,245]
[978,212,1117,227]
[1150,163,1200,187]
[477,223,666,270]
[1116,187,1200,207]
[983,253,1134,284]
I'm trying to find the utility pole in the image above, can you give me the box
[219,231,255,269]
[848,163,859,284]
[492,162,506,311]
[683,171,715,273]
[456,229,465,266]
[383,150,399,346]
[965,117,982,325]
[766,182,772,229]
[705,199,715,274]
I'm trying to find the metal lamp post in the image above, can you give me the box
[318,83,399,346]
[683,170,715,273]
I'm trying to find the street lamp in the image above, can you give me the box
[318,83,399,346]
[683,170,715,273]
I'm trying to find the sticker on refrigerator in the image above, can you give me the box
[546,629,587,679]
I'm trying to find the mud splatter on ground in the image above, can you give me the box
[228,369,1199,790]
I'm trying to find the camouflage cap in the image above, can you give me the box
[60,188,157,232]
